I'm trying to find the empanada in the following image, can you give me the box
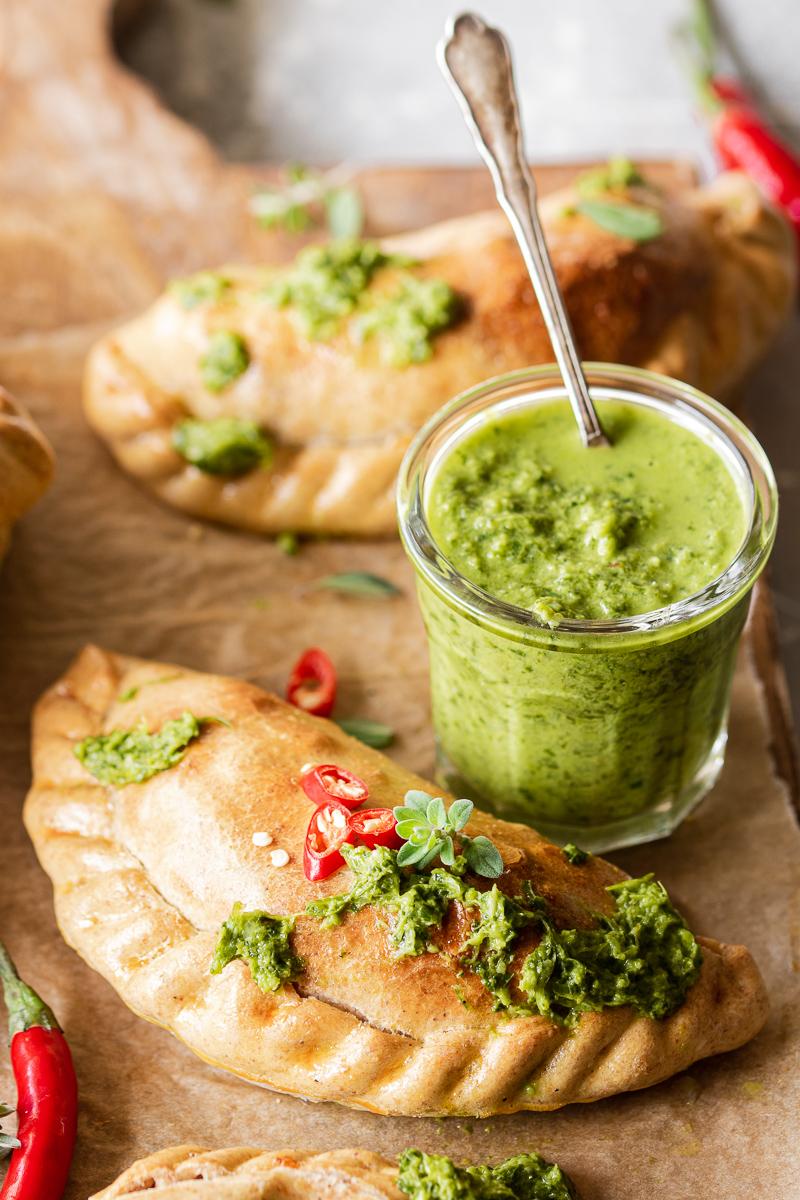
[82,171,794,535]
[0,385,53,561]
[26,646,768,1117]
[92,1145,579,1200]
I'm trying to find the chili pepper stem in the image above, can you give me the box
[0,942,59,1038]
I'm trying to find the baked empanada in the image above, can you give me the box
[93,1145,579,1199]
[82,171,794,536]
[27,646,768,1117]
[0,385,53,561]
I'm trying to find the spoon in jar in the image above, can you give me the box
[438,12,610,448]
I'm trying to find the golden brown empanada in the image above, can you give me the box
[26,646,768,1117]
[82,172,794,536]
[92,1146,404,1199]
[0,385,53,561]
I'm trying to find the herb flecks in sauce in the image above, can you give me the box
[263,238,460,364]
[199,330,250,392]
[562,844,589,865]
[519,874,702,1025]
[170,271,232,310]
[427,400,746,622]
[306,848,701,1022]
[397,1148,578,1200]
[73,712,203,785]
[172,416,272,476]
[211,903,303,993]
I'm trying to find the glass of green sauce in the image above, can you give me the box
[397,364,777,852]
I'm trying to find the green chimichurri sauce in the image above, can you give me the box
[172,416,272,476]
[427,400,746,623]
[263,238,460,365]
[305,847,701,1022]
[73,712,202,785]
[200,330,250,392]
[397,1149,578,1200]
[210,902,303,993]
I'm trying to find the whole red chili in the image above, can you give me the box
[349,807,403,850]
[300,764,369,810]
[0,941,77,1200]
[286,648,337,718]
[303,800,356,881]
[680,0,800,263]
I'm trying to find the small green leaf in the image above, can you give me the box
[397,840,428,867]
[464,835,504,879]
[336,717,394,748]
[277,532,300,556]
[325,187,364,238]
[575,200,663,242]
[440,836,456,866]
[426,797,447,828]
[448,798,473,832]
[315,571,401,598]
[403,790,434,813]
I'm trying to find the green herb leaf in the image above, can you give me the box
[575,199,663,242]
[463,835,504,879]
[276,532,300,556]
[335,717,394,748]
[392,792,503,878]
[315,571,400,598]
[448,798,473,832]
[199,330,250,392]
[562,843,589,865]
[324,187,364,238]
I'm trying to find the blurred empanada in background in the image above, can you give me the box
[83,171,795,536]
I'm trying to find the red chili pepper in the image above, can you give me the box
[348,807,403,850]
[303,800,356,881]
[286,648,337,718]
[0,942,78,1200]
[300,764,369,810]
[679,0,800,264]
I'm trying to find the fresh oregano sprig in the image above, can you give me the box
[392,791,503,878]
[0,1101,20,1158]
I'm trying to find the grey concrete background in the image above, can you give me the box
[119,0,800,725]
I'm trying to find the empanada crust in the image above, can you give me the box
[92,1146,403,1199]
[82,172,794,535]
[0,385,53,560]
[26,646,768,1117]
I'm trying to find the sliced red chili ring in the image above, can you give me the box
[300,763,369,811]
[349,807,402,850]
[287,648,337,718]
[303,799,356,882]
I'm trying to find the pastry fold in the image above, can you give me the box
[26,646,768,1117]
[0,386,53,560]
[92,1146,403,1199]
[82,172,795,536]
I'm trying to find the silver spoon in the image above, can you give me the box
[438,12,609,448]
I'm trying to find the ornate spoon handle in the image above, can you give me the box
[438,12,609,448]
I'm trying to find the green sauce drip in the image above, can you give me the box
[170,271,232,309]
[397,1149,578,1200]
[200,330,250,392]
[307,849,701,1023]
[519,874,703,1025]
[73,712,202,786]
[211,902,303,993]
[263,238,460,363]
[172,417,272,476]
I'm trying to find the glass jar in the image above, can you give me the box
[397,365,778,852]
